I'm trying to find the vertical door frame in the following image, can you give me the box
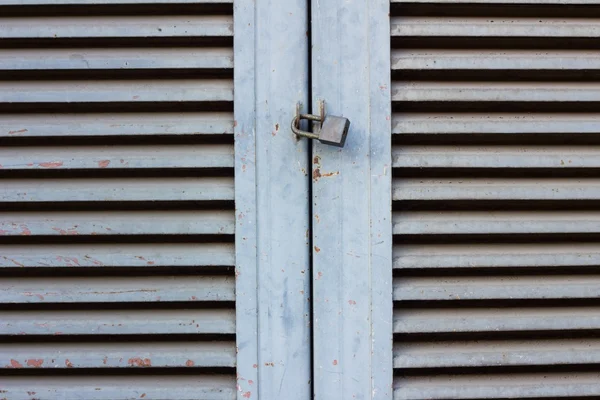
[234,1,312,400]
[311,1,394,399]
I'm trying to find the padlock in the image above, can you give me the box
[318,115,350,148]
[291,101,351,148]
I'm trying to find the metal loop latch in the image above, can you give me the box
[291,113,322,141]
[291,101,350,148]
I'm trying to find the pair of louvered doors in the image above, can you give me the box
[2,0,600,399]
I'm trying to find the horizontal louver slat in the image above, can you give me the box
[0,48,233,70]
[395,373,600,400]
[1,309,236,335]
[2,376,236,400]
[395,339,600,368]
[394,243,600,269]
[393,211,600,234]
[1,342,235,369]
[0,276,234,303]
[0,145,234,170]
[1,178,234,202]
[0,15,233,38]
[391,17,600,37]
[0,80,233,103]
[1,112,234,137]
[0,210,234,236]
[394,276,600,300]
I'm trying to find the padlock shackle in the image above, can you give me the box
[291,114,321,140]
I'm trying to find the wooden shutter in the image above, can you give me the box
[392,1,600,398]
[0,1,235,398]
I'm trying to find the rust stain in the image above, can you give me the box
[313,155,321,164]
[103,356,108,365]
[133,95,140,100]
[128,357,152,367]
[190,296,198,300]
[27,392,36,396]
[321,171,339,178]
[264,362,274,367]
[314,246,321,253]
[186,360,195,367]
[5,257,24,267]
[252,364,258,368]
[332,360,338,366]
[22,291,44,300]
[38,161,63,168]
[242,392,251,398]
[52,227,78,236]
[248,380,254,385]
[316,272,323,280]
[140,394,146,398]
[26,359,43,368]
[97,160,111,168]
[65,359,73,368]
[313,168,321,181]
[348,300,356,305]
[147,261,155,265]
[233,120,237,127]
[20,225,31,236]
[8,359,23,369]
[8,129,28,135]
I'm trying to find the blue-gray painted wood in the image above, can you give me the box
[0,342,235,369]
[0,48,233,70]
[0,80,232,103]
[2,376,236,400]
[0,276,234,303]
[0,243,234,268]
[395,373,600,400]
[0,178,234,202]
[234,1,311,400]
[311,1,393,399]
[391,16,600,37]
[1,0,231,3]
[1,145,233,170]
[0,112,233,137]
[395,339,600,368]
[393,113,600,134]
[394,307,600,334]
[394,243,600,269]
[0,210,234,236]
[0,16,233,38]
[0,309,235,335]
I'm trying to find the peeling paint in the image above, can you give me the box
[38,161,63,168]
[128,357,152,367]
[27,359,44,368]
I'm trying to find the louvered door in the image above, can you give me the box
[0,2,236,398]
[391,1,600,398]
[0,1,312,399]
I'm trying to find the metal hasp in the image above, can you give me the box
[291,101,350,148]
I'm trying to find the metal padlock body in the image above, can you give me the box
[318,116,350,148]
